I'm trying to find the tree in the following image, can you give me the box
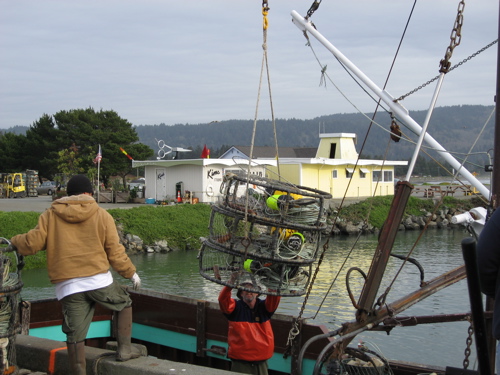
[24,114,60,179]
[0,132,27,172]
[50,107,153,186]
[57,143,86,177]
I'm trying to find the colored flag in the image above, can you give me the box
[201,144,210,159]
[120,147,134,160]
[94,145,102,164]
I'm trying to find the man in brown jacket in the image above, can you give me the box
[9,174,142,375]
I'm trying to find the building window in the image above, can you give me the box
[346,168,354,178]
[359,169,367,178]
[383,170,393,182]
[332,170,338,178]
[372,170,381,182]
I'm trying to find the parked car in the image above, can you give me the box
[128,179,145,198]
[36,181,57,195]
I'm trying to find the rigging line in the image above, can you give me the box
[311,231,364,319]
[450,106,495,185]
[305,41,456,156]
[396,38,499,102]
[352,0,417,162]
[349,109,491,160]
[309,137,394,318]
[302,7,489,163]
[382,0,418,90]
[375,108,494,304]
[307,40,391,115]
[384,125,488,207]
[243,6,269,239]
[261,7,281,179]
[412,144,489,206]
[295,6,418,314]
[376,191,449,309]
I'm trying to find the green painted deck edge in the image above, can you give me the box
[132,323,319,374]
[29,321,315,374]
[29,320,111,341]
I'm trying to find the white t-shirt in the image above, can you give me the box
[55,271,113,300]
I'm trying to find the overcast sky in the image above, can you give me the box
[0,1,497,129]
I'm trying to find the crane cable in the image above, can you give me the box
[244,1,281,237]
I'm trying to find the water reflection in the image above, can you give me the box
[20,229,477,369]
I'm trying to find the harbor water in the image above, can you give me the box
[20,228,478,370]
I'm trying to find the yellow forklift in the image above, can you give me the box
[0,173,26,198]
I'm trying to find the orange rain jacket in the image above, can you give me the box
[218,286,281,362]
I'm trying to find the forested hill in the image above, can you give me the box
[3,105,494,168]
[135,105,494,163]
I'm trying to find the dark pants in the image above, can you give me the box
[60,281,131,342]
[231,359,269,375]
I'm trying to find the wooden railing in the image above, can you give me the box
[412,184,476,198]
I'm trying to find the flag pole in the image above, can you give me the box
[96,144,101,203]
[97,159,100,203]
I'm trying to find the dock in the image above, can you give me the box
[15,335,234,375]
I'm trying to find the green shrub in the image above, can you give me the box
[108,204,212,250]
[0,211,46,269]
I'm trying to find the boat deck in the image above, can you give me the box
[15,334,237,375]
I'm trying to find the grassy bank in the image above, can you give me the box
[0,196,485,270]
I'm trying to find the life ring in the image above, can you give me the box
[206,185,214,197]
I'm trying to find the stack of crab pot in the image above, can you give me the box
[199,172,331,297]
[0,247,24,374]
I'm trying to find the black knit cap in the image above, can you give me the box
[66,174,94,196]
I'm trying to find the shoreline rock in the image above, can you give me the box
[329,205,469,236]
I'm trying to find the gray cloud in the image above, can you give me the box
[0,0,496,128]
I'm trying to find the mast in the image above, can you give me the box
[493,2,500,207]
[291,10,490,199]
[483,2,500,371]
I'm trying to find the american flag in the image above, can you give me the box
[94,145,102,164]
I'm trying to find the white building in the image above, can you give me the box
[133,133,407,203]
[131,158,276,203]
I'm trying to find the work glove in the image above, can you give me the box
[130,273,142,290]
[2,244,16,253]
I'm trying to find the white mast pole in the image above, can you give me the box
[291,10,490,199]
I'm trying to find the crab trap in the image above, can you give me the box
[199,172,332,296]
[0,243,25,375]
[322,346,392,375]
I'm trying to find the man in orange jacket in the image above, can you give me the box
[218,275,281,375]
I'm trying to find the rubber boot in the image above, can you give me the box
[67,341,86,375]
[116,306,141,361]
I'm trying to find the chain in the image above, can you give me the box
[283,242,328,358]
[305,0,322,20]
[439,0,465,73]
[395,39,497,102]
[463,317,473,369]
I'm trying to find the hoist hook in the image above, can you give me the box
[262,1,269,31]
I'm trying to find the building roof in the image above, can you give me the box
[132,158,277,168]
[225,146,317,159]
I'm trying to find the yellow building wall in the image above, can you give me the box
[267,164,395,199]
[267,164,300,186]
